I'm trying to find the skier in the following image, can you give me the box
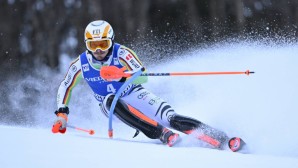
[52,20,244,151]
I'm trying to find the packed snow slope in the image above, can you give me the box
[1,126,298,168]
[1,40,298,167]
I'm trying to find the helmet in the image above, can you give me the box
[84,20,114,52]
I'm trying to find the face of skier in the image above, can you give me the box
[92,49,109,61]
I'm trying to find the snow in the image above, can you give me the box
[1,126,298,168]
[1,40,298,167]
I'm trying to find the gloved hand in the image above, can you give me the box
[52,107,69,134]
[100,66,130,81]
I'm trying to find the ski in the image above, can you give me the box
[228,137,247,153]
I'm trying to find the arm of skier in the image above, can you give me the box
[52,57,83,134]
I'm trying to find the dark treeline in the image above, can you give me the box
[1,0,298,75]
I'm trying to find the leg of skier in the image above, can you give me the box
[102,94,179,147]
[120,86,230,149]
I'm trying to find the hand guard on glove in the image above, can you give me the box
[100,66,130,82]
[52,107,69,134]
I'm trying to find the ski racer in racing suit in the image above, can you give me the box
[52,20,242,150]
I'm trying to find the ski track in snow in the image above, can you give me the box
[1,40,298,167]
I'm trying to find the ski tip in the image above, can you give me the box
[228,137,246,152]
[167,133,180,147]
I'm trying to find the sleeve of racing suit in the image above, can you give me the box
[117,46,148,84]
[56,56,83,109]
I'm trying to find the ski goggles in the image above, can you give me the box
[86,39,112,52]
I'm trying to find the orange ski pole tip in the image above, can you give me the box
[108,130,113,138]
[89,129,95,135]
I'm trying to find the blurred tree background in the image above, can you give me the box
[1,0,298,74]
[0,0,298,125]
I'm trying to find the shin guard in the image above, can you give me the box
[106,95,164,139]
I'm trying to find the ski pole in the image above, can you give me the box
[139,70,254,76]
[101,66,255,79]
[67,125,95,135]
[108,69,143,138]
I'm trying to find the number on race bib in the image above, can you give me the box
[107,84,116,93]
